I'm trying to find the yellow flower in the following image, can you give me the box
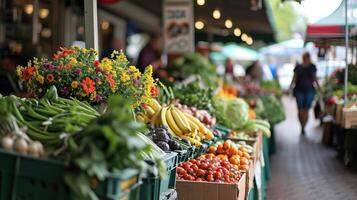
[120,71,130,82]
[111,50,119,58]
[71,81,79,88]
[16,67,22,77]
[69,57,77,65]
[118,50,128,62]
[81,48,87,54]
[129,65,141,78]
[36,75,44,84]
[101,58,113,71]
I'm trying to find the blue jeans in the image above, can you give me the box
[294,90,315,109]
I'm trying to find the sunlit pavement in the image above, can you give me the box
[266,96,357,200]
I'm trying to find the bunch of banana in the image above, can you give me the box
[136,98,214,147]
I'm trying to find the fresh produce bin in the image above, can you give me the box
[0,149,69,200]
[174,149,188,164]
[0,149,141,200]
[214,124,231,138]
[94,168,140,200]
[140,152,178,200]
[176,172,246,200]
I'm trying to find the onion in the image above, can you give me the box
[1,136,14,150]
[14,137,28,154]
[34,141,45,157]
[27,141,40,157]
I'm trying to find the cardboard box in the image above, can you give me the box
[176,173,246,200]
[335,103,343,124]
[342,109,357,129]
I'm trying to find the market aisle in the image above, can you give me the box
[266,96,357,200]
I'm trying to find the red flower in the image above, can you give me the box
[93,60,100,67]
[46,74,54,82]
[81,77,96,94]
[150,86,159,97]
[106,74,116,88]
[21,66,35,81]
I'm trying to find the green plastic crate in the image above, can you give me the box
[174,150,188,164]
[214,124,231,139]
[0,149,69,200]
[0,149,140,200]
[94,168,140,200]
[139,152,178,200]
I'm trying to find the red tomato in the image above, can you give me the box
[199,163,208,170]
[191,164,199,172]
[214,172,222,179]
[206,174,214,182]
[197,169,206,177]
[224,174,230,182]
[187,168,194,175]
[182,163,190,171]
[177,167,186,175]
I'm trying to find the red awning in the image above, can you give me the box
[306,25,344,38]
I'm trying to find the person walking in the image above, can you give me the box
[290,52,321,135]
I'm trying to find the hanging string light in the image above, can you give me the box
[234,28,241,36]
[225,19,233,29]
[195,21,205,30]
[213,9,221,19]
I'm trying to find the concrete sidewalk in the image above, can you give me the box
[266,96,357,200]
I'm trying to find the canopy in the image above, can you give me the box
[305,0,357,46]
[260,38,304,56]
[214,43,259,61]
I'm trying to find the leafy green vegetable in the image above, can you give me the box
[173,81,215,114]
[256,95,285,125]
[63,95,165,200]
[170,53,217,87]
[212,96,249,130]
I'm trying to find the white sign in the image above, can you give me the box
[163,0,194,53]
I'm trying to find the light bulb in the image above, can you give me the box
[39,8,49,19]
[234,28,241,36]
[213,9,221,19]
[24,4,33,15]
[225,19,233,29]
[195,21,205,30]
[197,0,205,6]
[241,33,248,41]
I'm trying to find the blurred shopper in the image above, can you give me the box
[246,61,262,82]
[225,58,235,77]
[137,34,163,76]
[289,52,321,135]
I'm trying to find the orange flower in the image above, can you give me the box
[21,66,35,81]
[81,77,96,94]
[106,74,116,88]
[46,74,54,82]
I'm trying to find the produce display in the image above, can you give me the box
[228,131,253,140]
[146,125,183,151]
[1,86,99,150]
[170,53,217,87]
[137,99,214,147]
[173,81,215,114]
[0,46,277,200]
[213,96,271,137]
[62,95,165,200]
[176,103,216,127]
[0,107,45,157]
[256,95,285,125]
[261,80,283,97]
[176,153,243,183]
[206,140,252,171]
